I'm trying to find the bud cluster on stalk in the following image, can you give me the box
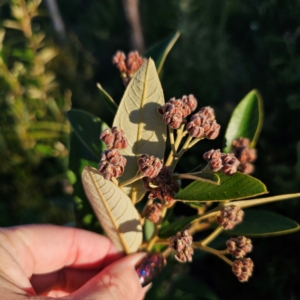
[169,230,194,263]
[112,51,146,86]
[231,137,257,174]
[217,205,244,229]
[232,257,254,282]
[98,127,128,180]
[203,149,240,176]
[140,160,179,206]
[226,236,253,258]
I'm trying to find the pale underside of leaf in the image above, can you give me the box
[113,58,167,203]
[82,166,142,254]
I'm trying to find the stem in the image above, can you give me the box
[162,247,172,258]
[119,173,144,188]
[194,244,233,266]
[187,137,203,148]
[200,226,223,246]
[146,206,168,251]
[188,222,210,235]
[169,127,176,154]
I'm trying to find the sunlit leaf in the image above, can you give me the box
[223,89,263,152]
[227,209,300,236]
[175,172,267,202]
[144,32,180,74]
[113,59,167,203]
[82,166,143,254]
[67,109,107,161]
[158,215,199,239]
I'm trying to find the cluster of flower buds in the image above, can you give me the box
[232,257,254,282]
[98,127,128,180]
[203,149,240,176]
[138,154,163,178]
[217,205,244,230]
[142,165,179,206]
[100,127,128,149]
[145,203,162,223]
[169,230,194,263]
[98,149,127,180]
[158,95,198,129]
[231,138,257,174]
[186,106,220,139]
[226,236,253,258]
[112,51,146,86]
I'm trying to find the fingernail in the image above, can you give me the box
[135,253,166,287]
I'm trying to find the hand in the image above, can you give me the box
[0,225,150,299]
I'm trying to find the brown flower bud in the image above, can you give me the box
[163,111,184,129]
[203,149,221,161]
[100,127,128,150]
[182,94,198,112]
[226,236,253,258]
[231,137,257,175]
[138,154,163,178]
[146,203,162,223]
[113,50,146,86]
[238,163,255,175]
[187,107,220,139]
[170,230,194,263]
[198,106,215,121]
[232,258,254,282]
[217,205,244,230]
[98,149,126,180]
[205,121,221,140]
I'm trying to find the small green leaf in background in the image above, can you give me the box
[175,172,267,202]
[144,32,180,74]
[67,109,107,161]
[96,83,118,125]
[223,89,263,153]
[158,215,199,238]
[227,209,300,236]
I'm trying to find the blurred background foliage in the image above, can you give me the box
[0,0,300,299]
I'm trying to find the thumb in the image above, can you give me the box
[69,253,150,300]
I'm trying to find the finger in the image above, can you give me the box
[0,225,121,277]
[67,253,149,300]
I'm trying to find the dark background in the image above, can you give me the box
[1,0,300,299]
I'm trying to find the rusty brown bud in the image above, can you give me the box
[146,203,162,223]
[138,154,163,178]
[232,258,254,282]
[113,50,146,86]
[217,205,244,230]
[98,149,127,180]
[170,230,194,263]
[226,236,253,258]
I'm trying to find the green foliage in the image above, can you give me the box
[227,209,300,236]
[223,89,263,152]
[144,31,180,74]
[175,172,267,202]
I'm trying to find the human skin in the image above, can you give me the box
[0,225,150,299]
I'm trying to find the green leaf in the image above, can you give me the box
[158,215,199,239]
[96,83,118,125]
[66,109,107,161]
[227,209,300,236]
[113,59,167,203]
[223,89,263,153]
[144,32,180,74]
[144,219,155,241]
[175,172,267,202]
